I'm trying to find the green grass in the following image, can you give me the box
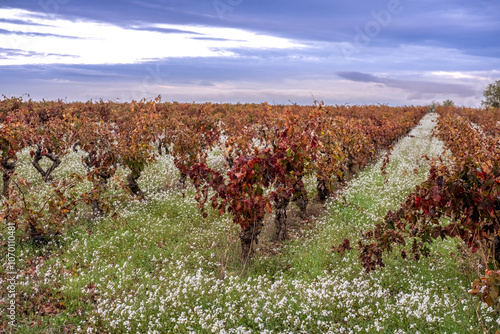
[2,114,499,333]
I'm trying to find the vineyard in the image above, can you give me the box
[0,97,499,333]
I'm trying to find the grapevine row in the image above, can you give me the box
[0,96,426,259]
[337,106,499,306]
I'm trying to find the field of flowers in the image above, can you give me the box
[2,112,500,333]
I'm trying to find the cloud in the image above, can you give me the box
[0,17,51,27]
[2,0,500,58]
[191,37,241,42]
[336,72,381,83]
[337,71,476,100]
[0,47,76,60]
[0,28,82,39]
[0,8,305,66]
[128,26,202,35]
[0,1,498,107]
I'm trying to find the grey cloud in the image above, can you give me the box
[191,37,241,42]
[129,26,202,35]
[0,28,82,39]
[0,48,76,59]
[336,72,382,83]
[0,18,52,27]
[337,71,476,99]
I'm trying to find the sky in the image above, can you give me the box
[0,0,499,106]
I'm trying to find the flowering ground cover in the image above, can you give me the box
[2,113,499,333]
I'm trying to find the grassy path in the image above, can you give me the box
[5,113,500,333]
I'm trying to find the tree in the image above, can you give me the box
[428,101,439,113]
[442,99,454,107]
[482,80,500,108]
